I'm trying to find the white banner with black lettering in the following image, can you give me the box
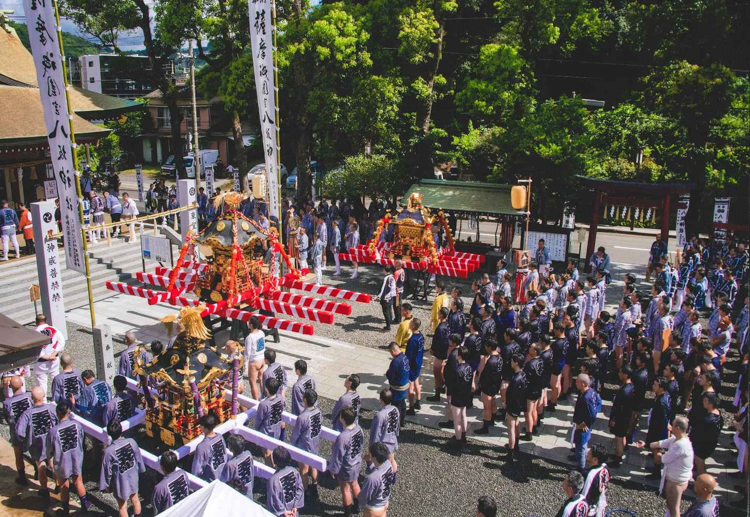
[248,0,280,221]
[205,165,215,197]
[712,197,731,243]
[24,0,85,274]
[135,163,144,202]
[676,194,690,247]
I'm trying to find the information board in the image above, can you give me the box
[527,229,569,263]
[141,235,172,263]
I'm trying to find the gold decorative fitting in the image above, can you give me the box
[170,354,180,366]
[210,290,223,302]
[196,353,207,364]
[216,221,226,232]
[241,221,250,232]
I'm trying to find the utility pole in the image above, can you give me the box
[189,39,201,191]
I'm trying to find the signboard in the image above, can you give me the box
[248,0,281,220]
[712,197,731,243]
[44,180,58,200]
[676,194,690,247]
[29,284,41,302]
[561,210,575,230]
[141,235,172,263]
[31,201,67,339]
[135,163,144,202]
[205,165,215,197]
[93,324,116,386]
[24,0,85,275]
[231,166,241,192]
[527,228,569,263]
[178,179,198,242]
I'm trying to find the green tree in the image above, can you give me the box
[9,21,103,58]
[639,61,740,234]
[321,154,406,211]
[65,0,191,176]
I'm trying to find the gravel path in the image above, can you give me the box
[1,318,742,517]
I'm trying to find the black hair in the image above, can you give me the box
[249,315,261,330]
[81,369,95,381]
[294,359,308,375]
[477,496,498,517]
[439,307,449,319]
[56,400,71,417]
[655,376,669,391]
[264,348,276,363]
[457,345,470,360]
[226,433,247,456]
[348,374,360,390]
[589,444,608,465]
[511,353,525,368]
[107,420,123,440]
[411,317,421,330]
[160,451,178,473]
[370,442,390,464]
[703,391,719,409]
[341,405,357,426]
[540,334,552,345]
[151,340,164,356]
[273,446,291,469]
[449,333,462,346]
[505,328,518,341]
[265,377,281,395]
[303,388,318,407]
[113,375,127,392]
[620,365,633,379]
[200,412,218,431]
[401,302,413,312]
[484,337,499,351]
[379,389,393,405]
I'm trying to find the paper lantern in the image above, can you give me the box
[511,185,527,210]
[251,173,266,199]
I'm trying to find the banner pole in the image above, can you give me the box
[272,0,283,246]
[53,0,96,328]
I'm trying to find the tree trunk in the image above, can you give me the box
[295,129,311,206]
[415,23,445,179]
[685,146,709,238]
[165,92,185,178]
[231,111,249,191]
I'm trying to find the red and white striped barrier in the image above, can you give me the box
[428,263,469,278]
[285,281,372,304]
[376,258,426,270]
[105,281,161,299]
[170,261,209,274]
[154,267,199,280]
[442,251,486,264]
[224,308,314,336]
[135,272,195,290]
[340,248,376,263]
[253,298,334,325]
[270,291,352,316]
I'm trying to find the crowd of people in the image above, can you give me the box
[1,190,748,517]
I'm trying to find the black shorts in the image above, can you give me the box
[551,364,564,376]
[506,400,524,417]
[525,390,542,402]
[480,384,500,397]
[610,419,629,438]
[692,441,718,460]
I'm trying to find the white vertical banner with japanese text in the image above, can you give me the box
[178,179,198,243]
[135,164,144,202]
[675,194,690,247]
[24,0,85,275]
[248,0,280,221]
[32,201,67,339]
[205,165,215,197]
[712,197,731,243]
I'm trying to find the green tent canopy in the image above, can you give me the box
[401,180,524,219]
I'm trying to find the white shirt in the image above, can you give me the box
[122,199,139,217]
[658,436,694,483]
[35,324,65,371]
[244,329,266,364]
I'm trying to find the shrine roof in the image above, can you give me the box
[401,180,525,218]
[578,176,694,194]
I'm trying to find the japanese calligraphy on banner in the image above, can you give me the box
[675,194,690,247]
[232,167,241,192]
[24,0,85,275]
[31,201,67,339]
[205,165,215,197]
[135,164,144,202]
[44,180,58,200]
[712,197,731,243]
[248,0,281,221]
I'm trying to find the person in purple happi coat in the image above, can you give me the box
[266,447,305,517]
[328,406,365,517]
[15,387,57,500]
[46,400,91,515]
[256,377,286,466]
[191,412,228,482]
[291,388,323,500]
[100,420,145,517]
[220,434,255,498]
[152,451,190,514]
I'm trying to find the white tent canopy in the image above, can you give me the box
[158,479,276,517]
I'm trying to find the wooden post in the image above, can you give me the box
[586,189,601,261]
[661,193,671,246]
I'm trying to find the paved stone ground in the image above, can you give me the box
[2,255,746,516]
